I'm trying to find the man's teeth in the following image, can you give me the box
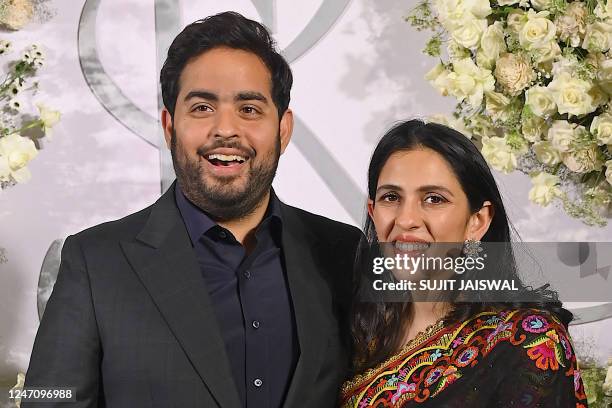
[394,242,430,251]
[207,154,246,163]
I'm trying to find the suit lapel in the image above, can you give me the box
[281,204,335,408]
[121,186,241,408]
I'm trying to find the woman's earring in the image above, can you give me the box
[463,238,483,258]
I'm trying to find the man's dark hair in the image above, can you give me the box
[160,11,292,119]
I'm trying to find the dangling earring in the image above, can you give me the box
[463,238,483,258]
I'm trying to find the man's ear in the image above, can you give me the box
[466,201,494,241]
[161,108,173,149]
[279,108,293,154]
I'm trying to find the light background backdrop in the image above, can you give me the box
[0,0,611,403]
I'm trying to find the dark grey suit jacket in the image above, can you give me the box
[23,185,362,408]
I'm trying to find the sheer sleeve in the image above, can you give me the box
[494,311,588,407]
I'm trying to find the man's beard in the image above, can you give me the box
[170,128,281,221]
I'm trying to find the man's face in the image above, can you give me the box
[162,47,293,220]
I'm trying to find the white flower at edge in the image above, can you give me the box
[477,21,507,69]
[481,136,517,173]
[450,17,488,49]
[435,0,491,30]
[519,10,556,50]
[447,58,495,108]
[525,86,557,117]
[0,133,38,183]
[582,22,612,53]
[590,112,612,145]
[606,160,612,187]
[547,120,582,153]
[528,172,562,206]
[37,103,61,137]
[9,98,23,111]
[533,140,562,165]
[547,72,596,117]
[596,58,612,95]
[425,63,451,96]
[10,372,25,408]
[447,40,471,62]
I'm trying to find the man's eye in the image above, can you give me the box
[241,106,259,115]
[193,105,212,112]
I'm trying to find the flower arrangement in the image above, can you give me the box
[408,0,612,225]
[0,0,33,31]
[0,40,60,192]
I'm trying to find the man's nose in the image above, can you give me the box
[212,108,239,139]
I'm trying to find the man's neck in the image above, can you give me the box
[217,191,271,247]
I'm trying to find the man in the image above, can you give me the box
[24,11,362,408]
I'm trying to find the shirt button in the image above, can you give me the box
[243,270,251,279]
[254,378,263,387]
[252,320,260,329]
[218,230,227,239]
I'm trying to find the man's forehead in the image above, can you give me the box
[178,47,273,95]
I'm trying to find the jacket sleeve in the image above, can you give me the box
[22,235,102,407]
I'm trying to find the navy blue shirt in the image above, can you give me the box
[175,186,298,408]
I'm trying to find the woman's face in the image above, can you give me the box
[368,148,492,247]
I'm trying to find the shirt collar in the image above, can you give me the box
[175,183,283,246]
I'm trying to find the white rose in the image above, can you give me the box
[450,17,488,49]
[0,134,38,183]
[530,0,553,11]
[435,0,491,30]
[562,143,605,173]
[590,112,612,145]
[464,0,493,19]
[484,91,511,122]
[520,10,556,50]
[426,63,451,96]
[597,58,612,94]
[447,40,471,62]
[507,9,527,34]
[447,58,495,107]
[497,0,519,5]
[530,40,561,70]
[522,115,549,142]
[525,86,557,117]
[548,72,596,117]
[533,140,562,165]
[528,172,562,206]
[494,53,536,96]
[605,160,612,187]
[481,136,517,173]
[582,22,612,53]
[547,120,583,153]
[477,21,507,69]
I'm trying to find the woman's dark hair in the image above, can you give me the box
[160,11,292,118]
[352,119,572,374]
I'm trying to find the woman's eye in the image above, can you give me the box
[381,193,400,202]
[424,194,446,204]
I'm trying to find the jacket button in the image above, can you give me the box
[254,378,263,387]
[252,320,260,329]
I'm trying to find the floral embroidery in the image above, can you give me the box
[522,314,550,333]
[524,329,566,371]
[340,309,587,408]
[456,346,478,367]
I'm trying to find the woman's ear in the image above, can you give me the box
[466,201,494,241]
[367,199,374,220]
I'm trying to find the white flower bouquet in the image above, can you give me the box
[0,40,59,192]
[408,0,612,225]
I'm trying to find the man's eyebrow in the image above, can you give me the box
[235,91,268,104]
[184,90,218,102]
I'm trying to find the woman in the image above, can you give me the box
[340,120,588,407]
